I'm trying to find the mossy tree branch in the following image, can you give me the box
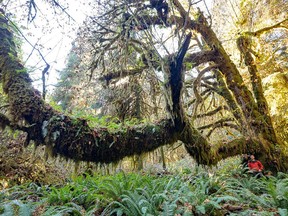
[1,7,287,171]
[0,12,176,163]
[0,12,246,166]
[98,66,148,84]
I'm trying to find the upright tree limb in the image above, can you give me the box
[1,6,286,171]
[236,35,277,142]
[166,32,192,123]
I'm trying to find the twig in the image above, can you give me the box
[50,0,76,22]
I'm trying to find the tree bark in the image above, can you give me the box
[0,13,176,163]
[171,0,287,171]
[0,9,287,171]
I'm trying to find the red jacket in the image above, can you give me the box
[248,160,264,172]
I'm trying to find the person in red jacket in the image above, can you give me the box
[248,155,264,177]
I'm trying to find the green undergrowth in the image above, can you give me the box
[0,163,288,216]
[48,100,156,133]
[64,109,150,132]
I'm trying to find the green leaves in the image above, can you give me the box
[41,202,83,216]
[1,167,288,215]
[0,200,36,216]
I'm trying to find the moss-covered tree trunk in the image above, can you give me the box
[173,0,288,170]
[0,13,178,164]
[0,7,287,172]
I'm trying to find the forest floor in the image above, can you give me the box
[1,156,288,216]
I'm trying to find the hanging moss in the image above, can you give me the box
[1,9,288,172]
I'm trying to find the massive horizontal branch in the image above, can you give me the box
[0,13,181,163]
[42,117,179,163]
[0,10,284,170]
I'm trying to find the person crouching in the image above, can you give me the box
[248,154,264,178]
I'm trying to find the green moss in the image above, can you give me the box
[15,68,27,73]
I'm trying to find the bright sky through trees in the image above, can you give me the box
[2,0,213,93]
[2,0,93,92]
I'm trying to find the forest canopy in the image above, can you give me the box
[0,0,288,172]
